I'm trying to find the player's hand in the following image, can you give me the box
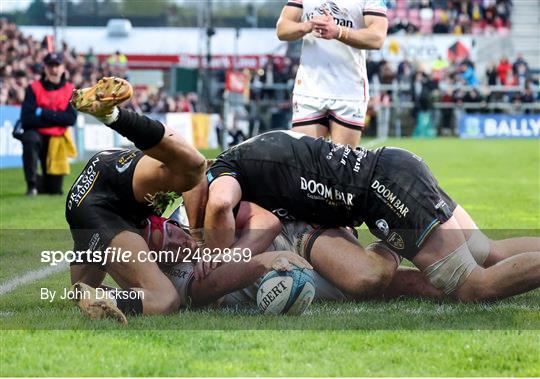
[301,20,315,35]
[267,251,313,272]
[311,10,340,40]
[193,253,223,281]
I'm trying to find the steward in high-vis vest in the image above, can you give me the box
[20,52,77,196]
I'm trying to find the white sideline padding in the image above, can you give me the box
[0,263,68,296]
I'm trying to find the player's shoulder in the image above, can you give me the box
[361,0,388,16]
[286,0,303,8]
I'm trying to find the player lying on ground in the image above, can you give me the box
[67,77,312,323]
[69,198,439,323]
[73,215,312,322]
[164,205,443,308]
[203,130,540,302]
[183,183,440,300]
[66,77,210,321]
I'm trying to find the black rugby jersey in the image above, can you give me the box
[66,148,151,227]
[208,130,381,227]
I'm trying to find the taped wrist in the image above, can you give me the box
[107,109,165,150]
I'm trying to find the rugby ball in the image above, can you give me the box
[256,268,315,315]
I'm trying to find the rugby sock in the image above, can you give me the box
[114,290,144,316]
[106,108,165,150]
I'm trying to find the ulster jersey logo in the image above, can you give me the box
[317,1,341,15]
[308,1,353,27]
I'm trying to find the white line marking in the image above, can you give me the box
[0,263,68,296]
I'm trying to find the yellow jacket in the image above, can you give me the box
[47,129,77,175]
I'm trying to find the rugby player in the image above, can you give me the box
[277,0,388,146]
[162,201,442,305]
[203,130,540,302]
[66,77,312,324]
[66,77,209,321]
[183,193,439,301]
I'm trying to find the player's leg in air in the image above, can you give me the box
[366,147,540,302]
[67,77,205,323]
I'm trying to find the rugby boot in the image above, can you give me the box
[71,282,128,324]
[70,77,133,118]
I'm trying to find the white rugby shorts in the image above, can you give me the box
[292,93,368,131]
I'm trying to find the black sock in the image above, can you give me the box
[115,289,144,316]
[107,109,165,150]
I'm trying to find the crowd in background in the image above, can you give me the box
[366,52,537,104]
[0,19,200,111]
[1,9,537,132]
[386,0,513,35]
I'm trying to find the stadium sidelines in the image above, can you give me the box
[0,136,388,298]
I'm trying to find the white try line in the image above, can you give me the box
[0,262,68,296]
[0,137,389,298]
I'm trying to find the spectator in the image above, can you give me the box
[512,53,529,76]
[433,11,450,33]
[411,71,433,117]
[384,0,512,35]
[431,55,450,82]
[459,62,479,86]
[378,60,396,85]
[517,85,537,114]
[486,61,498,85]
[176,94,193,113]
[462,88,485,113]
[107,50,128,77]
[397,58,413,84]
[496,57,512,85]
[439,88,455,135]
[19,53,77,196]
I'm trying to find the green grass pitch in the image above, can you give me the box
[0,138,539,376]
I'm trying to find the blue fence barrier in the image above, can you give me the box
[459,114,540,139]
[0,105,23,169]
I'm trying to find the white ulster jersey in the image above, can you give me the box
[289,0,387,101]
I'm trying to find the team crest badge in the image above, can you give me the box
[387,232,404,250]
